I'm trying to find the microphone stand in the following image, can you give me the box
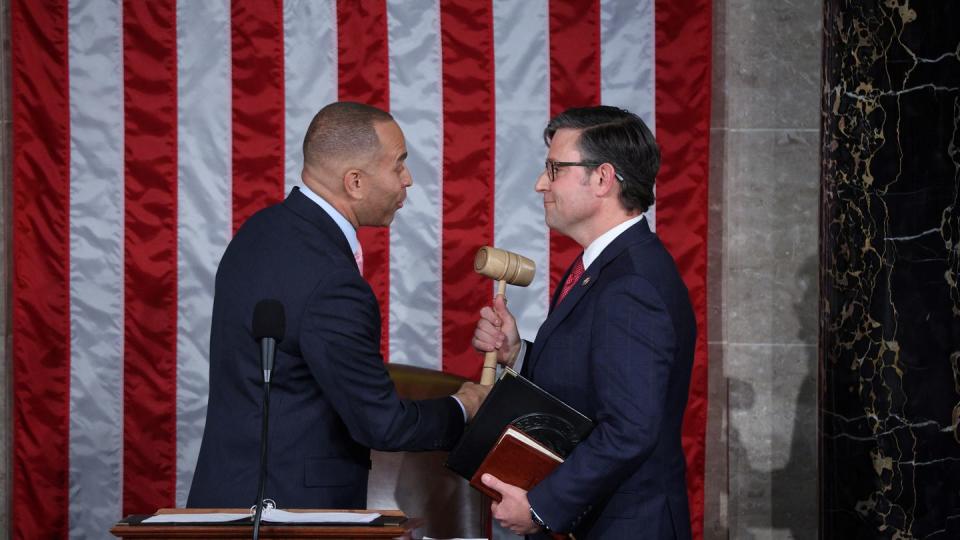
[250,299,283,540]
[252,346,273,540]
[252,380,270,539]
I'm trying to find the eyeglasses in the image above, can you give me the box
[544,159,624,183]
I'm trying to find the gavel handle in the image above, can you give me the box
[480,279,507,385]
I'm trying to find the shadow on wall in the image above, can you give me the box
[726,254,818,540]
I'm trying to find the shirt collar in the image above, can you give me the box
[295,184,360,254]
[582,215,644,270]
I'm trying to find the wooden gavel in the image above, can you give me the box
[474,246,536,384]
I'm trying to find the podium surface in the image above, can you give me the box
[110,508,416,539]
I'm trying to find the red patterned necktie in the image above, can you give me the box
[556,254,584,305]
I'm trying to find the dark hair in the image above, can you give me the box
[303,101,394,167]
[544,105,660,213]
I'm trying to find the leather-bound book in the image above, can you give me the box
[469,424,563,501]
[447,368,593,481]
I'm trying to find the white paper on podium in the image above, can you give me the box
[141,509,381,524]
[262,509,380,523]
[142,513,250,523]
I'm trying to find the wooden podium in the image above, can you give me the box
[110,508,417,539]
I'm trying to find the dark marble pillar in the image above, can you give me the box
[821,1,960,538]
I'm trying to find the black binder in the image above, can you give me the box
[446,368,594,480]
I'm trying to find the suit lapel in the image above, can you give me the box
[528,219,654,374]
[530,263,596,369]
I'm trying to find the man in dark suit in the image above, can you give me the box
[188,102,488,509]
[473,106,696,539]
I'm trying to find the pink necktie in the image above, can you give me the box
[354,245,364,274]
[556,254,584,305]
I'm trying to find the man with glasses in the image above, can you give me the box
[472,105,695,539]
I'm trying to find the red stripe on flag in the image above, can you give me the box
[440,0,496,379]
[655,0,712,537]
[231,0,286,233]
[337,0,392,361]
[548,0,601,294]
[10,1,71,537]
[122,0,179,515]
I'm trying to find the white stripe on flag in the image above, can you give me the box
[600,0,657,229]
[68,0,125,535]
[387,0,444,370]
[175,0,232,506]
[284,0,338,195]
[493,0,550,339]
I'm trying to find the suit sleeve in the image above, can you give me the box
[299,267,464,451]
[528,275,677,532]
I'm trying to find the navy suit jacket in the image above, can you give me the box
[522,219,695,539]
[188,187,464,509]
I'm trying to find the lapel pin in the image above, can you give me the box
[582,276,591,286]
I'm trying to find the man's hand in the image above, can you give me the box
[472,295,521,368]
[453,382,491,421]
[482,473,541,535]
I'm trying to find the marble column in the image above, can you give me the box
[820,1,960,537]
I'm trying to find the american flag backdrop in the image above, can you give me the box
[9,0,711,538]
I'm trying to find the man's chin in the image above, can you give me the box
[543,213,556,229]
[358,217,394,228]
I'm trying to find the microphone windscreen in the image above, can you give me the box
[252,299,286,341]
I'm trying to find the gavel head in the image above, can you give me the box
[474,246,536,287]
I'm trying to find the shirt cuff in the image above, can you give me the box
[451,396,468,422]
[529,505,549,531]
[511,339,528,374]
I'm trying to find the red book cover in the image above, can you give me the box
[469,424,564,501]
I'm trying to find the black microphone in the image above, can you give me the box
[252,299,285,383]
[251,299,284,540]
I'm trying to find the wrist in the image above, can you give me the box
[505,339,527,369]
[506,344,520,367]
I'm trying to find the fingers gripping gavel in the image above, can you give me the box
[473,246,535,385]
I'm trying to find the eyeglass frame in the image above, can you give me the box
[544,159,624,183]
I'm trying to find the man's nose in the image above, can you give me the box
[534,170,550,192]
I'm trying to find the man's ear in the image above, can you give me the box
[343,169,364,200]
[594,163,617,196]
